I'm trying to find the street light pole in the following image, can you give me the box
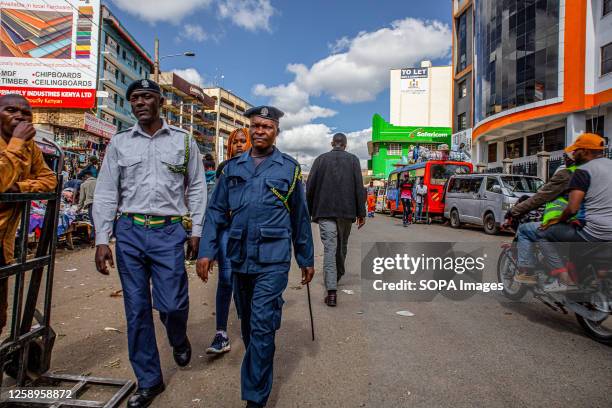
[154,37,160,83]
[152,37,194,83]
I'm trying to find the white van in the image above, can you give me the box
[443,174,543,234]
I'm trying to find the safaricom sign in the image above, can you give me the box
[414,131,448,138]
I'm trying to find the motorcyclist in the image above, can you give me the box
[538,133,612,291]
[503,153,578,284]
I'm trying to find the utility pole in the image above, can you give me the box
[154,37,159,83]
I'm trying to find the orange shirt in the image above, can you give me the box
[0,137,57,262]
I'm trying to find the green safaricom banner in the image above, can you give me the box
[369,114,452,179]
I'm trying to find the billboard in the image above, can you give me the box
[400,67,429,94]
[0,0,100,109]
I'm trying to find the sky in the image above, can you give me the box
[107,0,453,168]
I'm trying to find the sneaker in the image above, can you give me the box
[514,273,537,284]
[206,333,231,354]
[543,280,577,292]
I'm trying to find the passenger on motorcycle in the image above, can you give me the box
[539,133,612,292]
[503,153,578,284]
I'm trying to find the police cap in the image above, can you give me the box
[244,105,284,122]
[126,79,161,100]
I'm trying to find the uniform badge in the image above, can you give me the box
[141,79,150,88]
[261,107,269,117]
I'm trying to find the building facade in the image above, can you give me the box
[202,87,252,161]
[452,0,612,174]
[98,5,153,132]
[368,114,453,179]
[159,72,216,154]
[390,61,452,127]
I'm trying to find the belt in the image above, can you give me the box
[122,213,182,229]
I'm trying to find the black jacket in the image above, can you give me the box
[306,148,366,221]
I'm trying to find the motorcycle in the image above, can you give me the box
[497,207,612,345]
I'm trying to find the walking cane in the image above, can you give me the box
[306,283,315,341]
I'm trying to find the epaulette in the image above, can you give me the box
[281,152,300,168]
[112,128,132,138]
[168,124,189,135]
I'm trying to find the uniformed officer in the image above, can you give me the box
[93,79,206,408]
[197,106,315,408]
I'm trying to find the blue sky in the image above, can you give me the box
[108,0,453,167]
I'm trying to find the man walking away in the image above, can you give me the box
[306,133,366,307]
[0,94,57,336]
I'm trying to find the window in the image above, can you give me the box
[602,42,612,76]
[459,80,467,98]
[486,177,501,192]
[456,11,468,72]
[604,0,612,17]
[457,113,467,131]
[453,177,483,194]
[388,143,402,156]
[504,139,524,159]
[587,116,604,137]
[474,0,560,122]
[488,142,497,163]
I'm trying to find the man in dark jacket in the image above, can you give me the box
[306,133,366,306]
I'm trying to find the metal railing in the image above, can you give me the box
[512,160,538,176]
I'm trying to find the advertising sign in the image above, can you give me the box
[400,67,429,94]
[84,113,116,139]
[0,0,100,109]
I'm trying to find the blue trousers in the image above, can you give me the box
[216,228,233,331]
[516,221,544,268]
[234,270,288,406]
[114,217,189,388]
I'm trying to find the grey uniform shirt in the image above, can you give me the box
[93,120,206,245]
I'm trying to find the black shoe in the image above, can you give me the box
[324,290,337,307]
[127,382,165,408]
[173,337,191,367]
[246,401,264,408]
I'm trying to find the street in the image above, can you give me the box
[47,214,611,408]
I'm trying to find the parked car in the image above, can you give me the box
[443,173,544,234]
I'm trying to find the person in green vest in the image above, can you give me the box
[503,153,578,284]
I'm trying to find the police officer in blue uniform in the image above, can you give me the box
[197,106,315,408]
[94,79,206,408]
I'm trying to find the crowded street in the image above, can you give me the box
[47,215,611,408]
[2,1,612,407]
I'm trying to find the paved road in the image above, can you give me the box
[31,214,611,407]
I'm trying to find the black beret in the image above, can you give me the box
[244,105,284,122]
[126,79,161,100]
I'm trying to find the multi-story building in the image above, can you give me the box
[158,72,216,153]
[98,5,153,132]
[202,87,252,161]
[452,0,612,175]
[368,61,453,179]
[390,60,452,127]
[32,3,151,166]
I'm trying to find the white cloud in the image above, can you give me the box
[255,17,451,107]
[218,0,276,32]
[110,0,213,23]
[252,82,309,113]
[278,125,371,170]
[328,36,351,53]
[171,68,205,87]
[180,24,208,42]
[281,106,337,129]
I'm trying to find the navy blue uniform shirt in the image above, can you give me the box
[199,147,314,273]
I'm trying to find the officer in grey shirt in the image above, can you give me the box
[92,79,206,408]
